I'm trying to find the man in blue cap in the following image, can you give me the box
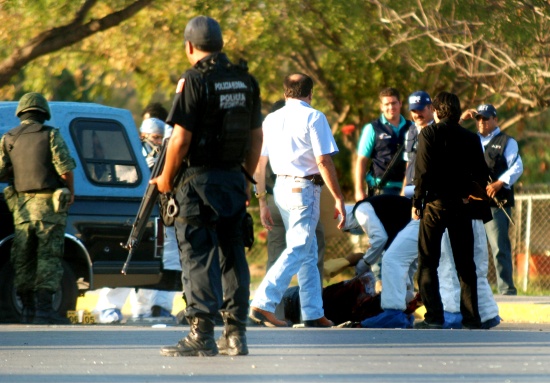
[401,91,434,198]
[461,104,523,295]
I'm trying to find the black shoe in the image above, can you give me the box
[33,310,71,325]
[160,316,218,357]
[217,313,248,356]
[33,289,70,325]
[217,332,248,356]
[160,335,218,357]
[414,320,443,329]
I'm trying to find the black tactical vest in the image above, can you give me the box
[484,132,514,207]
[369,119,412,182]
[353,195,412,249]
[187,53,254,167]
[4,122,63,192]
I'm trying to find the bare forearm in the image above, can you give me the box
[60,171,74,195]
[318,155,344,203]
[253,156,268,202]
[354,156,368,200]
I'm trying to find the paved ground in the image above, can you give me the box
[1,322,550,382]
[3,292,548,382]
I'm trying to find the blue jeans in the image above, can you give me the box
[251,176,324,320]
[485,207,517,295]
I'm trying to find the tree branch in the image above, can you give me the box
[0,0,153,89]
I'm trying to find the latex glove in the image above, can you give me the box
[355,258,371,276]
[146,156,156,168]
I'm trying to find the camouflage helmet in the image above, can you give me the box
[15,92,51,120]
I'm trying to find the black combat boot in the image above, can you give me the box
[18,291,35,324]
[160,315,218,357]
[33,289,70,325]
[217,313,248,356]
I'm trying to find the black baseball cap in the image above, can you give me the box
[184,16,224,52]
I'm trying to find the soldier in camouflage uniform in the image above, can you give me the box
[0,92,76,324]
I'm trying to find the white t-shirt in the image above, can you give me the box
[261,98,338,176]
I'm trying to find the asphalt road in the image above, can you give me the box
[1,323,550,382]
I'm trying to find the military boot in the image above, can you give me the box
[217,313,248,356]
[18,291,35,324]
[160,315,218,357]
[33,289,70,325]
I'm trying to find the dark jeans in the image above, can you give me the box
[418,200,481,328]
[175,167,250,323]
[485,207,517,295]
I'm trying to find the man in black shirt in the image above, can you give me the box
[412,92,489,329]
[153,16,263,356]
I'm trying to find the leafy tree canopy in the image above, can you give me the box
[0,0,548,188]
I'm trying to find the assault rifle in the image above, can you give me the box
[121,139,180,275]
[488,176,515,226]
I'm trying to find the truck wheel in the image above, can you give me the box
[0,260,78,323]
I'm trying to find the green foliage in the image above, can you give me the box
[0,0,548,187]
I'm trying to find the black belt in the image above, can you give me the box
[277,174,324,186]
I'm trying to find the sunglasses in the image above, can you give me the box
[476,116,491,121]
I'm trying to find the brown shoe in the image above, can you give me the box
[249,307,289,327]
[303,316,334,328]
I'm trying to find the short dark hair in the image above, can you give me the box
[379,87,401,102]
[283,73,313,99]
[432,92,462,123]
[142,102,168,122]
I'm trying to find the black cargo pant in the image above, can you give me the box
[175,166,250,323]
[417,199,481,328]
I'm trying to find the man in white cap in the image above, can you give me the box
[139,117,165,168]
[461,104,523,296]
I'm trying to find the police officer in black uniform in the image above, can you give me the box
[152,16,262,357]
[412,92,489,329]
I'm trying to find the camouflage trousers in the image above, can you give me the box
[10,220,65,293]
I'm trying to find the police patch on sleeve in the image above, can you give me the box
[175,79,185,94]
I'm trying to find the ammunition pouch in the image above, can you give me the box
[52,188,71,213]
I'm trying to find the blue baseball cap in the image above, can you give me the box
[408,91,432,111]
[476,104,497,119]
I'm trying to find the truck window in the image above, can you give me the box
[70,118,142,186]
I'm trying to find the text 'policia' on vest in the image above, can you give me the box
[187,53,254,167]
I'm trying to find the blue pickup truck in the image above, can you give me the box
[0,102,179,323]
